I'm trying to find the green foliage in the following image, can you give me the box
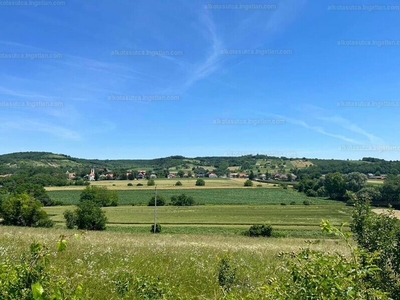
[112,273,172,299]
[14,183,55,206]
[324,172,346,199]
[148,195,166,206]
[170,193,195,206]
[195,179,205,186]
[245,224,273,237]
[259,221,388,299]
[305,189,317,197]
[151,223,162,233]
[303,200,312,205]
[218,256,236,293]
[79,185,118,207]
[63,209,76,229]
[72,200,107,230]
[127,183,133,186]
[244,179,253,187]
[0,193,53,227]
[175,181,182,186]
[136,183,143,186]
[290,201,296,205]
[280,183,288,189]
[147,179,155,186]
[351,197,400,297]
[0,238,82,300]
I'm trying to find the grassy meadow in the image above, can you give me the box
[2,179,355,298]
[0,226,350,299]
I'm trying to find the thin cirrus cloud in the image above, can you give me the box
[1,119,81,141]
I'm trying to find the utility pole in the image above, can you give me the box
[153,185,157,233]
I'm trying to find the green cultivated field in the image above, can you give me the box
[48,188,334,205]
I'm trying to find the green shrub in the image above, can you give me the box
[195,179,205,186]
[305,189,317,197]
[151,223,161,233]
[80,185,118,207]
[147,179,155,186]
[136,183,143,186]
[303,200,312,205]
[0,193,53,228]
[257,184,262,187]
[63,209,76,229]
[171,194,195,206]
[148,195,166,206]
[290,201,296,205]
[244,179,253,187]
[127,183,133,186]
[175,181,182,186]
[73,200,107,230]
[245,224,273,237]
[281,183,288,189]
[218,256,236,293]
[280,202,287,206]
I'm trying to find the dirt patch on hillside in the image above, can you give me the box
[372,208,400,219]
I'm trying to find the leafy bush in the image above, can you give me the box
[303,200,312,205]
[80,185,118,207]
[171,193,195,206]
[147,179,155,186]
[71,200,107,230]
[127,183,133,186]
[305,189,317,197]
[195,179,205,186]
[218,256,236,293]
[0,193,53,227]
[290,201,296,205]
[258,221,388,299]
[280,202,287,206]
[151,223,161,233]
[351,197,400,297]
[136,183,143,186]
[0,240,82,300]
[257,184,262,187]
[244,179,253,187]
[245,224,273,237]
[148,195,166,206]
[63,209,76,229]
[281,183,288,189]
[175,181,182,186]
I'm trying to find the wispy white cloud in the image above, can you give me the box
[1,119,81,141]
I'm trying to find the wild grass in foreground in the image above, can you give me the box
[0,226,350,299]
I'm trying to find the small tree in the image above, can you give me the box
[0,193,53,228]
[151,223,162,233]
[244,179,253,187]
[245,224,273,237]
[73,200,107,230]
[175,181,182,186]
[147,179,155,186]
[80,186,118,207]
[148,195,166,206]
[195,179,205,186]
[171,194,195,206]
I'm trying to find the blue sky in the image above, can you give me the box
[0,0,399,160]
